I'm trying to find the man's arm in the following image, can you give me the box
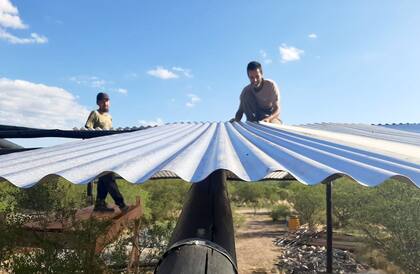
[85,111,96,129]
[230,90,245,122]
[234,107,244,122]
[230,107,243,122]
[262,81,281,123]
[266,103,280,122]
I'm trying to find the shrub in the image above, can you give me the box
[141,180,189,222]
[332,178,366,228]
[270,204,291,222]
[288,183,324,229]
[352,180,420,273]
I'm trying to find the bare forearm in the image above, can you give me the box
[267,104,279,120]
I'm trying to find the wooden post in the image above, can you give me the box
[94,197,143,254]
[155,169,237,274]
[128,197,142,274]
[326,181,333,273]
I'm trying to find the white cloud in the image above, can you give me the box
[125,72,139,79]
[138,118,164,126]
[116,88,128,94]
[70,76,126,96]
[172,67,193,78]
[0,0,26,29]
[147,67,179,80]
[69,75,107,88]
[308,33,317,39]
[185,93,201,108]
[0,0,48,44]
[147,66,193,80]
[259,49,273,64]
[0,29,47,44]
[0,77,89,129]
[91,79,106,88]
[279,44,304,63]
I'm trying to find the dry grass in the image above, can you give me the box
[354,247,404,274]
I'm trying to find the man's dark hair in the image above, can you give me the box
[96,92,109,103]
[247,61,262,73]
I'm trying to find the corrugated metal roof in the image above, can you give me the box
[0,122,419,188]
[150,170,291,181]
[377,123,420,134]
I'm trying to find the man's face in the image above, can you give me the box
[248,69,263,88]
[97,98,110,112]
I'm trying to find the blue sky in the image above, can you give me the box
[1,1,420,147]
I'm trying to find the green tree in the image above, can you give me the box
[13,176,85,213]
[228,181,291,208]
[270,204,291,222]
[0,182,18,213]
[353,180,420,273]
[1,183,110,273]
[235,183,264,214]
[141,179,189,222]
[289,183,324,229]
[332,178,366,228]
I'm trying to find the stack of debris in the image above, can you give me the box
[274,229,368,273]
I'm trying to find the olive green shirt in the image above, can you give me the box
[85,110,112,130]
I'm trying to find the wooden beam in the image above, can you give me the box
[128,197,142,274]
[20,197,143,255]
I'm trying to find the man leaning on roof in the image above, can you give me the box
[231,61,281,124]
[85,92,129,213]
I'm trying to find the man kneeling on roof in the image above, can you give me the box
[231,61,281,124]
[85,92,129,213]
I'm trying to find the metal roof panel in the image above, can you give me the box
[0,122,419,188]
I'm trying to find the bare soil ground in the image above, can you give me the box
[235,208,286,274]
[234,209,391,274]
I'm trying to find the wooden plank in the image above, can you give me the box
[24,202,142,232]
[127,197,142,274]
[95,199,143,253]
[306,238,363,251]
[21,197,143,255]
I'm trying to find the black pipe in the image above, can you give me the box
[326,181,333,273]
[155,169,237,274]
[0,124,34,131]
[0,128,146,139]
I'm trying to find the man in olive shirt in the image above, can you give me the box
[231,61,281,124]
[85,93,113,129]
[85,92,128,213]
